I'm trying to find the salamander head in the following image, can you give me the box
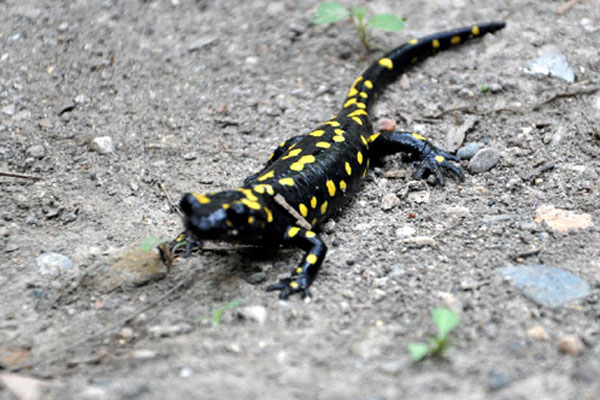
[179,190,270,242]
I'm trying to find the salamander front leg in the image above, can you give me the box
[266,226,327,300]
[370,130,464,186]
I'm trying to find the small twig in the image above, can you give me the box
[557,0,581,15]
[159,183,183,217]
[274,193,312,230]
[532,85,600,110]
[511,247,543,260]
[0,171,43,180]
[9,271,197,373]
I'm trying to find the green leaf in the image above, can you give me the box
[366,14,405,31]
[351,6,367,21]
[313,2,350,25]
[140,236,165,253]
[432,308,459,339]
[408,343,430,361]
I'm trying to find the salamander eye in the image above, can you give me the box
[227,202,248,225]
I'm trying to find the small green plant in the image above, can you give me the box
[212,300,242,327]
[480,85,489,93]
[408,308,460,362]
[140,236,166,253]
[313,2,405,52]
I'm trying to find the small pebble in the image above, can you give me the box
[36,252,73,276]
[1,104,16,116]
[129,349,157,360]
[179,367,192,378]
[90,136,114,154]
[456,142,480,159]
[395,225,416,238]
[26,145,45,159]
[488,371,511,391]
[378,118,396,132]
[403,236,435,247]
[237,306,267,325]
[119,327,134,339]
[487,83,503,93]
[559,335,585,356]
[183,152,197,161]
[527,324,549,341]
[381,193,400,211]
[457,88,474,98]
[467,147,500,173]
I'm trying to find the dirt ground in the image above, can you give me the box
[1,0,599,399]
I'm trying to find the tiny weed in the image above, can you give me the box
[212,300,242,327]
[481,85,489,93]
[140,236,166,253]
[313,2,405,52]
[408,308,460,362]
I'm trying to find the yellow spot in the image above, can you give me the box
[472,26,480,36]
[412,132,427,141]
[268,153,274,160]
[316,142,330,149]
[333,135,345,142]
[451,36,461,45]
[306,254,318,265]
[326,180,336,197]
[435,155,445,163]
[361,135,368,146]
[237,188,257,201]
[311,218,317,225]
[409,38,418,45]
[378,57,394,69]
[369,132,381,142]
[339,180,347,191]
[281,148,302,159]
[345,161,352,175]
[296,267,303,274]
[299,155,315,164]
[364,80,373,89]
[310,196,317,208]
[334,128,344,135]
[352,116,363,125]
[288,226,300,238]
[348,87,358,97]
[241,198,261,210]
[258,170,274,181]
[351,75,363,88]
[432,39,440,48]
[357,151,363,164]
[279,177,294,186]
[320,201,328,215]
[288,143,297,150]
[348,109,368,117]
[356,102,366,109]
[310,129,325,137]
[192,193,210,204]
[226,220,233,227]
[362,168,368,178]
[222,203,230,210]
[366,158,370,169]
[248,216,254,224]
[324,120,340,127]
[299,203,308,217]
[344,98,357,108]
[306,231,316,238]
[253,184,274,195]
[359,92,368,99]
[289,281,299,289]
[290,161,304,171]
[411,56,418,64]
[279,140,286,147]
[264,207,273,222]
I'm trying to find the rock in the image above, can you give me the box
[147,323,192,337]
[456,142,480,159]
[395,225,416,238]
[381,193,400,210]
[1,104,16,116]
[487,83,503,93]
[467,147,499,173]
[378,118,396,132]
[237,306,267,325]
[90,136,114,154]
[26,145,45,159]
[527,324,549,341]
[179,367,192,378]
[487,370,511,391]
[580,18,598,33]
[107,248,166,289]
[526,51,575,82]
[128,349,158,360]
[571,362,599,383]
[119,327,134,339]
[445,115,477,152]
[36,252,73,276]
[499,265,591,308]
[0,373,43,400]
[457,87,474,98]
[403,236,435,247]
[183,152,197,160]
[534,204,593,233]
[559,335,584,355]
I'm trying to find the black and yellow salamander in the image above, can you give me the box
[167,22,506,299]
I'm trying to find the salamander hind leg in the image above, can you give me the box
[370,130,464,186]
[266,226,327,300]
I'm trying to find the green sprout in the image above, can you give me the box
[140,236,166,253]
[408,308,460,362]
[313,2,405,52]
[481,85,489,93]
[212,300,242,327]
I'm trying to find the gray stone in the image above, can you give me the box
[1,104,16,116]
[90,136,114,154]
[36,252,73,276]
[467,147,499,173]
[381,193,400,210]
[26,145,45,159]
[237,306,267,325]
[499,265,591,308]
[526,51,575,83]
[457,142,480,159]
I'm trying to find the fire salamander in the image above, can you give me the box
[167,22,506,299]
